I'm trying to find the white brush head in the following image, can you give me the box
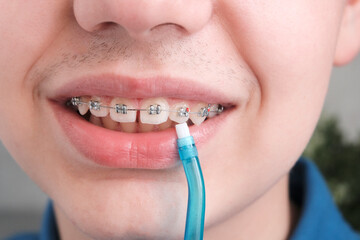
[175,122,190,139]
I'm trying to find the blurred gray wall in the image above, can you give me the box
[324,56,360,141]
[0,55,359,238]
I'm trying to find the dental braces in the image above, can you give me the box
[70,97,224,117]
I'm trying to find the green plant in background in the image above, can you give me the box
[304,115,360,231]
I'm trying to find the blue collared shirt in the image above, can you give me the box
[7,158,360,240]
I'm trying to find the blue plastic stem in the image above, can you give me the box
[177,136,205,240]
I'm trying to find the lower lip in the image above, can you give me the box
[50,101,230,169]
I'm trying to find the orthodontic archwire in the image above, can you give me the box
[70,97,224,117]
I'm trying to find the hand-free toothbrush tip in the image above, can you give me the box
[175,122,190,139]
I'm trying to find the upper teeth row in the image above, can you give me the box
[70,97,224,117]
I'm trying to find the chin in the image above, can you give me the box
[53,178,189,240]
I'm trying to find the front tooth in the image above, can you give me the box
[169,102,190,124]
[89,115,102,127]
[78,96,90,115]
[139,122,154,133]
[159,118,172,130]
[109,98,137,123]
[140,98,169,124]
[102,115,118,130]
[120,122,137,133]
[189,103,208,126]
[89,96,109,117]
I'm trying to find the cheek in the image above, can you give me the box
[0,2,70,160]
[0,3,75,196]
[0,1,70,85]
[200,0,345,224]
[220,0,344,162]
[0,2,70,106]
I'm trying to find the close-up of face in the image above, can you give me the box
[0,1,359,240]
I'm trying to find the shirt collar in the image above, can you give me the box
[290,157,359,240]
[40,200,59,240]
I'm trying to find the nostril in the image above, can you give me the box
[150,22,186,33]
[90,21,117,32]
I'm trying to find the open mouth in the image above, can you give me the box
[67,96,226,133]
[49,74,235,169]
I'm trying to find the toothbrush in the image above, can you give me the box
[175,123,205,240]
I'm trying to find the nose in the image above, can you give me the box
[73,0,213,38]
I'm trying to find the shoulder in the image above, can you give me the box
[290,157,360,240]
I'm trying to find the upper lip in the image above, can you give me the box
[49,73,235,105]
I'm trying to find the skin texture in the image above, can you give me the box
[1,1,360,239]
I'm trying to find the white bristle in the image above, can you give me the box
[175,122,190,139]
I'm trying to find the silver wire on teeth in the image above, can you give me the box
[70,97,224,117]
[115,104,127,114]
[199,104,211,117]
[89,100,101,111]
[71,97,81,106]
[178,107,190,117]
[148,105,161,115]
